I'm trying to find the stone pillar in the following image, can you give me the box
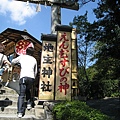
[51,5,61,34]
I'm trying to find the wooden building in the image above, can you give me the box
[0,28,42,96]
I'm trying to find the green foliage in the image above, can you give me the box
[70,0,120,100]
[78,77,119,99]
[102,80,119,97]
[53,100,112,120]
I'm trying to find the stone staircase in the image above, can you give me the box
[0,84,45,120]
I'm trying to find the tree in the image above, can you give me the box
[70,12,97,97]
[70,0,120,98]
[89,0,120,79]
[70,12,96,80]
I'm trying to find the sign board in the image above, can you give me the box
[55,31,72,100]
[15,39,34,55]
[39,40,56,100]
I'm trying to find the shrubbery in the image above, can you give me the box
[53,100,113,120]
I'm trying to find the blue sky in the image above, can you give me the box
[0,0,98,41]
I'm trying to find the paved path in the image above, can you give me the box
[86,97,120,120]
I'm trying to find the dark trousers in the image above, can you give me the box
[18,77,34,113]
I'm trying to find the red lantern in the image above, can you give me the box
[15,39,34,55]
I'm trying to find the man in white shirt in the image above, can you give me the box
[11,47,37,118]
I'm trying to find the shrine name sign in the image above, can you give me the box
[39,25,73,101]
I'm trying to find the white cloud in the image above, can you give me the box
[0,0,37,25]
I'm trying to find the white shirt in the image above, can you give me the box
[11,55,37,79]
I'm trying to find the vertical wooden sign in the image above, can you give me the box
[71,28,78,99]
[55,25,72,100]
[39,34,56,100]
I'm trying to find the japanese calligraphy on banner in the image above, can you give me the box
[55,31,71,100]
[39,41,56,100]
[15,39,34,55]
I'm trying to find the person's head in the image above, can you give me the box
[26,47,34,56]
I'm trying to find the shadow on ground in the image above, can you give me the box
[86,97,120,120]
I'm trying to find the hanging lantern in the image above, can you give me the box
[15,39,34,55]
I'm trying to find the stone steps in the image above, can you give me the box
[0,99,17,107]
[0,86,18,95]
[0,106,35,114]
[0,95,18,101]
[0,86,45,120]
[0,114,44,120]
